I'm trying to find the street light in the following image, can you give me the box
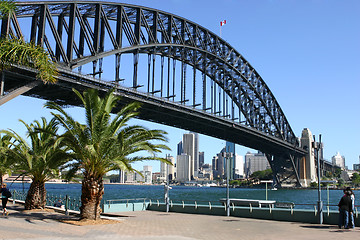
[224,151,233,217]
[313,134,323,224]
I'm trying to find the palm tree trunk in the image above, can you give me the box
[25,180,46,210]
[80,174,104,220]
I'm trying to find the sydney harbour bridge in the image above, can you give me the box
[0,1,312,187]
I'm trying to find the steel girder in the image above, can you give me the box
[1,1,306,186]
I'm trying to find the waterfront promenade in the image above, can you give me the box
[0,203,358,240]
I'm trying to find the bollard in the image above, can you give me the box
[12,190,16,204]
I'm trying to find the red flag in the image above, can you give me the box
[220,20,227,26]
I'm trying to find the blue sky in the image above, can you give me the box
[1,0,359,172]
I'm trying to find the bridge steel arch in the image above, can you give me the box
[0,1,307,187]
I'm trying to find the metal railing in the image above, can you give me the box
[10,190,82,214]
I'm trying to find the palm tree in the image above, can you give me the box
[0,0,57,83]
[0,133,14,186]
[1,117,73,209]
[45,88,170,220]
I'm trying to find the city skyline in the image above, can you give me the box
[0,0,359,173]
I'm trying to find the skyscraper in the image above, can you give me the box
[212,147,225,179]
[225,141,235,180]
[199,152,205,169]
[177,141,183,155]
[193,132,199,177]
[176,154,191,182]
[182,133,198,178]
[167,155,175,181]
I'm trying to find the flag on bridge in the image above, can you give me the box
[220,20,227,26]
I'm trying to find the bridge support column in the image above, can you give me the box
[267,154,302,188]
[300,128,317,187]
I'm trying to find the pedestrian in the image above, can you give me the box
[0,183,11,216]
[349,188,355,229]
[338,187,353,229]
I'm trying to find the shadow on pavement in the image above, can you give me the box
[300,225,335,229]
[5,204,79,223]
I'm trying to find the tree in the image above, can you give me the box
[45,88,170,220]
[0,0,57,83]
[0,134,14,186]
[351,173,360,187]
[250,169,273,180]
[1,117,73,209]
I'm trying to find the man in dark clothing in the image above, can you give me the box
[338,188,353,229]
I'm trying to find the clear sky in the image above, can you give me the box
[1,0,359,172]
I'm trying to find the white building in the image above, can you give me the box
[176,154,191,182]
[332,152,345,169]
[160,155,175,182]
[244,151,270,178]
[143,165,152,184]
[234,154,244,178]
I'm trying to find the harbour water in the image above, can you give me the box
[8,182,359,210]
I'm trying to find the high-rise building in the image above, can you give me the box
[199,152,205,169]
[160,161,167,182]
[160,154,175,182]
[193,132,199,177]
[332,152,345,169]
[143,165,152,184]
[176,154,191,182]
[225,142,235,180]
[234,154,244,178]
[177,141,183,155]
[183,133,197,179]
[167,155,175,181]
[118,169,125,183]
[212,148,225,179]
[244,151,270,178]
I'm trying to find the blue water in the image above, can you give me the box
[8,182,357,209]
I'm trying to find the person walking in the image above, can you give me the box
[338,187,353,229]
[0,183,11,216]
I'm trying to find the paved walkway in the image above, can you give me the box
[0,203,359,240]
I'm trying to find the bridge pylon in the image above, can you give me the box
[299,128,317,187]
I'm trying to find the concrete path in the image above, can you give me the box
[0,203,359,240]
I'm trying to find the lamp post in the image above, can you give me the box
[224,151,233,217]
[313,134,323,224]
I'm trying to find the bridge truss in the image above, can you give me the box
[0,1,307,187]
